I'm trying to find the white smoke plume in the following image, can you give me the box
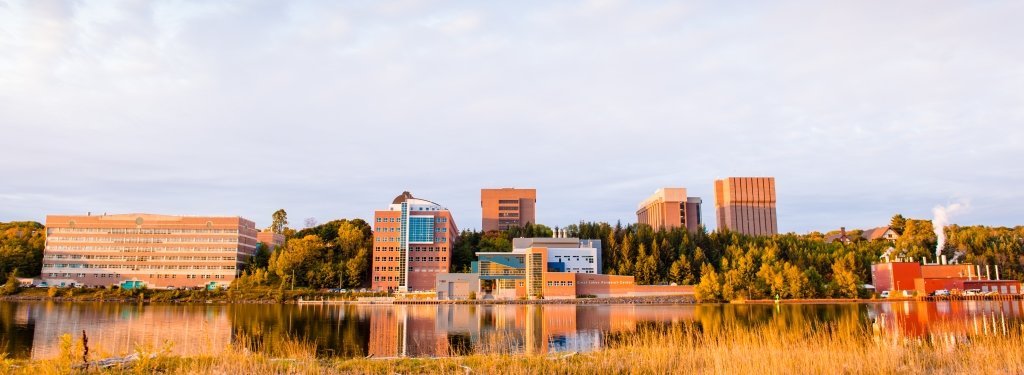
[932,201,968,260]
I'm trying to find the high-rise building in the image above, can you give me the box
[481,188,537,232]
[714,177,777,236]
[41,213,258,289]
[372,191,459,292]
[636,188,702,232]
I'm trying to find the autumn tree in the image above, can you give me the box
[694,263,722,302]
[271,209,289,234]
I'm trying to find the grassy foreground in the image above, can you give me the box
[3,320,1023,374]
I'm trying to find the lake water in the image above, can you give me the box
[1,300,1022,360]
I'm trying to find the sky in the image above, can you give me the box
[1,0,1022,233]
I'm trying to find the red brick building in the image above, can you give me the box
[42,213,258,289]
[372,191,459,292]
[481,188,536,232]
[872,260,1021,295]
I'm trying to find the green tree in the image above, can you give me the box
[246,243,272,272]
[271,209,289,234]
[345,248,369,288]
[1,268,19,296]
[890,214,907,235]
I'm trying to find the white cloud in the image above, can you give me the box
[1,1,1022,233]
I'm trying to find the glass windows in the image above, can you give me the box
[408,216,435,243]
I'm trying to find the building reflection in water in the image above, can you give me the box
[366,304,698,357]
[5,302,232,360]
[868,300,1024,344]
[4,300,1023,360]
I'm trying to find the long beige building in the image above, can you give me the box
[636,188,702,232]
[714,177,778,236]
[481,188,537,232]
[42,213,258,289]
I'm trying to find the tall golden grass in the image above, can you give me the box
[4,319,1023,374]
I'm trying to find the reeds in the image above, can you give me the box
[4,320,1023,374]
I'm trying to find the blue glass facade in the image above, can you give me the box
[408,216,435,243]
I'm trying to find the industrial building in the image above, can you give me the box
[871,256,1021,296]
[41,213,259,289]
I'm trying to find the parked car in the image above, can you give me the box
[902,290,914,297]
[933,289,950,297]
[964,289,982,296]
[880,291,890,298]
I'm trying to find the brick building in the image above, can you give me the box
[42,213,258,289]
[372,191,459,292]
[636,188,702,232]
[714,177,778,236]
[481,188,537,232]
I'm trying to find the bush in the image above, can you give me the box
[47,286,58,298]
[1,271,19,296]
[467,291,477,300]
[577,294,597,299]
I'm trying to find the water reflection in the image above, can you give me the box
[868,300,1022,340]
[1,301,1023,360]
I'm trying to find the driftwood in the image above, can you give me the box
[72,352,156,369]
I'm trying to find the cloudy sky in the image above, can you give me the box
[1,1,1022,233]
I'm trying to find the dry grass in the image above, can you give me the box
[4,319,1023,374]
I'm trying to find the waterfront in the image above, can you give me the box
[2,300,1023,361]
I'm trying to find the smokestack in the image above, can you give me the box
[977,265,982,280]
[986,265,991,281]
[941,255,947,265]
[996,265,1000,281]
[967,265,973,281]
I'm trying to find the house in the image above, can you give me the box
[825,227,852,245]
[862,226,900,243]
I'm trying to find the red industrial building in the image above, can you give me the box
[872,259,1021,296]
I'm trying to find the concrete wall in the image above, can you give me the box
[632,285,695,296]
[435,273,481,300]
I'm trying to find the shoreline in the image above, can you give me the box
[4,291,1019,306]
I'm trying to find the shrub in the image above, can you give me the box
[47,286,58,298]
[1,270,19,296]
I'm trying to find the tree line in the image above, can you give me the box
[236,210,373,290]
[0,221,45,280]
[4,212,1022,300]
[452,216,1024,302]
